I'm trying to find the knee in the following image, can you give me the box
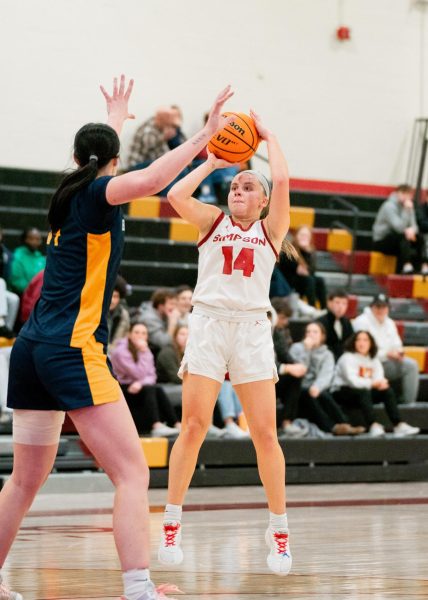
[113,460,150,491]
[403,358,419,375]
[181,416,211,444]
[251,428,279,452]
[10,468,48,497]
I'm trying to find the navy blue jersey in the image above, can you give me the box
[21,176,124,348]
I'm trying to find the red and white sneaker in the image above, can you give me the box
[0,577,23,600]
[158,521,184,565]
[265,528,292,575]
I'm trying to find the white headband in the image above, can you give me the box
[241,169,271,199]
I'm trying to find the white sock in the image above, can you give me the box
[164,503,182,523]
[269,511,288,531]
[0,318,5,327]
[122,568,152,600]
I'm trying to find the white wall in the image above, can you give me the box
[1,0,427,185]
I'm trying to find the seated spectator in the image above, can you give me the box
[156,324,188,384]
[271,297,306,436]
[9,227,46,294]
[19,270,44,323]
[140,287,179,356]
[332,331,420,437]
[317,289,354,360]
[353,293,419,403]
[167,105,187,150]
[415,189,428,274]
[289,322,364,436]
[278,226,327,308]
[126,107,189,196]
[372,184,427,274]
[107,275,130,348]
[110,321,180,437]
[0,227,19,335]
[175,284,193,326]
[217,378,250,439]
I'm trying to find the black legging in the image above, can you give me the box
[373,232,426,272]
[298,389,349,432]
[276,374,303,422]
[292,274,327,308]
[121,384,178,433]
[333,386,401,427]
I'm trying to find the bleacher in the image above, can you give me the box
[0,166,427,487]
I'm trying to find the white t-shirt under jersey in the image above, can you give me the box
[192,212,278,315]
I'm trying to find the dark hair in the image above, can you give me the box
[396,184,412,194]
[271,297,293,318]
[48,123,120,232]
[127,320,148,362]
[172,324,188,360]
[21,227,41,244]
[306,321,327,343]
[151,287,177,309]
[175,284,193,296]
[114,274,128,299]
[328,288,349,301]
[344,330,378,358]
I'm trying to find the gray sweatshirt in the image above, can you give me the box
[289,342,335,392]
[372,193,418,242]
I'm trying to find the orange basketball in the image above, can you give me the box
[207,112,260,163]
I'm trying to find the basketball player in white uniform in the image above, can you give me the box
[158,109,294,576]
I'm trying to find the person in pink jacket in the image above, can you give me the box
[111,321,180,437]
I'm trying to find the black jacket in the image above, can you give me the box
[317,311,354,361]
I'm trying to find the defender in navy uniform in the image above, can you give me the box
[0,75,234,600]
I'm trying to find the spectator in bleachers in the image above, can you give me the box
[317,289,354,361]
[289,322,364,436]
[167,105,187,150]
[0,229,19,333]
[372,184,426,274]
[216,378,250,439]
[353,293,419,404]
[278,226,327,308]
[175,284,193,326]
[156,324,188,384]
[271,297,306,436]
[415,190,428,275]
[0,227,18,334]
[19,270,44,324]
[110,321,180,437]
[9,227,46,294]
[332,331,420,437]
[140,287,179,355]
[107,275,130,348]
[126,106,189,196]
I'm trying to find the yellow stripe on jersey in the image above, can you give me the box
[82,336,121,405]
[71,232,111,347]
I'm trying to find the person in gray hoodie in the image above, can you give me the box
[289,322,364,435]
[372,184,427,274]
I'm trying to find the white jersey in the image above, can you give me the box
[192,213,278,315]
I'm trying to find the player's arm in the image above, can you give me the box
[251,111,290,251]
[166,153,234,234]
[106,83,234,205]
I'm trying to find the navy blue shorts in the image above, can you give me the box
[7,335,121,411]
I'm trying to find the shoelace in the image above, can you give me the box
[163,523,180,547]
[273,532,289,556]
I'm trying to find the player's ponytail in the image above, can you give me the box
[48,123,120,232]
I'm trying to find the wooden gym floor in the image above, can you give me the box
[2,481,428,599]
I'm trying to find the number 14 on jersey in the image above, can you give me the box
[222,246,255,278]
